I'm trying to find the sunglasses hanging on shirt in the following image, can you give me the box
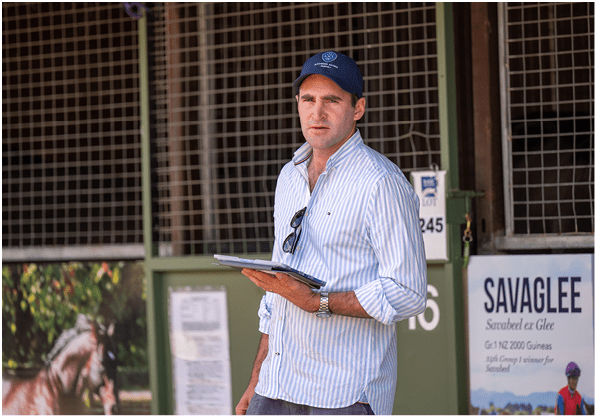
[283,207,306,254]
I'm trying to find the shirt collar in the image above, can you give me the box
[292,129,363,167]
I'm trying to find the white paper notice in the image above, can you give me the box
[411,170,448,260]
[169,287,232,415]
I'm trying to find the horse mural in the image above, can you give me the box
[2,314,120,415]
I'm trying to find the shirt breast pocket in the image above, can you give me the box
[312,189,369,250]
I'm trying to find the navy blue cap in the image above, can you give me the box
[293,51,363,98]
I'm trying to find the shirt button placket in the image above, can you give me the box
[269,300,286,398]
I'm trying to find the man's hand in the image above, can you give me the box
[241,269,319,313]
[235,386,254,415]
[236,333,268,415]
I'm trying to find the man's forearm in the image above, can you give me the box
[248,333,269,388]
[301,290,371,318]
[241,269,371,319]
[236,333,268,415]
[327,291,371,318]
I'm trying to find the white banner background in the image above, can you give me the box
[467,254,594,413]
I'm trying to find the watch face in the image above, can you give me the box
[316,310,331,318]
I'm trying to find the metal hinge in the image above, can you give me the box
[446,190,485,225]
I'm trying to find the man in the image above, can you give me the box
[236,51,427,415]
[555,362,587,415]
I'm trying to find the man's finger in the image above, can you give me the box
[242,269,277,292]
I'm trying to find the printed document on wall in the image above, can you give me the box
[169,286,232,415]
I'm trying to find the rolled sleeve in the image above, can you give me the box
[257,293,272,334]
[355,278,426,325]
[358,173,427,325]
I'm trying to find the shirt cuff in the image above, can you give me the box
[355,279,424,325]
[257,294,272,334]
[354,279,395,325]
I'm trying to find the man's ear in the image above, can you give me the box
[354,97,366,121]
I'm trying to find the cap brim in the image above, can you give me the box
[292,74,310,89]
[293,73,361,97]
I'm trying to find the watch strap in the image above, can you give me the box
[316,292,331,317]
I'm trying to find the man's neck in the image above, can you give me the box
[307,157,324,192]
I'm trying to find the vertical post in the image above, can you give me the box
[471,3,504,254]
[165,3,187,256]
[198,3,216,251]
[436,2,460,193]
[498,4,515,238]
[436,3,468,413]
[138,9,169,415]
[138,8,152,260]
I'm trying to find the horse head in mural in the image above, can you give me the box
[2,314,120,415]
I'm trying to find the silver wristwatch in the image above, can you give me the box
[316,292,331,318]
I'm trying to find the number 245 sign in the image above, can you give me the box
[420,217,444,234]
[411,171,448,261]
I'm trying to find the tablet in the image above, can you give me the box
[213,254,326,289]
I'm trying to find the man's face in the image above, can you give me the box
[296,74,365,154]
[568,376,579,391]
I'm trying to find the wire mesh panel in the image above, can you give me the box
[500,2,594,243]
[2,3,143,259]
[148,2,440,257]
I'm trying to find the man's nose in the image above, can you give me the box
[311,101,326,120]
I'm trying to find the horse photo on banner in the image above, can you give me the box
[3,261,149,415]
[2,314,119,415]
[467,254,594,415]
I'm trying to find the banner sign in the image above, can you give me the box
[467,254,594,414]
[411,170,447,260]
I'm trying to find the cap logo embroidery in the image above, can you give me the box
[293,51,363,98]
[322,52,337,62]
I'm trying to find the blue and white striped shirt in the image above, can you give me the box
[255,130,427,415]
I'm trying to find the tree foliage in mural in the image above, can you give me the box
[2,262,147,370]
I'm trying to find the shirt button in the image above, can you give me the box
[274,352,280,356]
